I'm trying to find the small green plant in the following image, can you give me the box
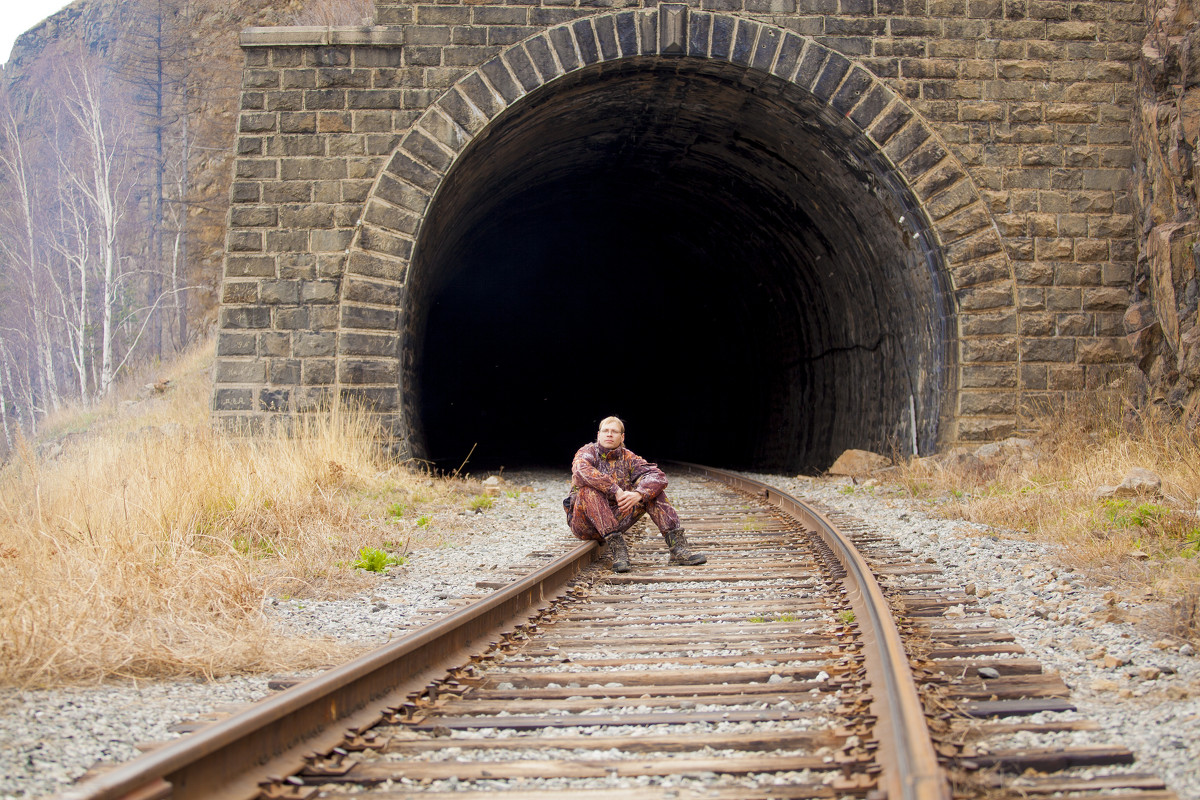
[1181,529,1200,558]
[748,614,769,623]
[1104,499,1169,528]
[950,489,966,500]
[837,610,856,624]
[1131,503,1169,526]
[416,515,433,529]
[352,546,406,572]
[505,489,521,499]
[776,612,798,623]
[468,495,494,512]
[838,485,856,495]
[386,502,406,519]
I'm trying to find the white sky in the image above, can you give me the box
[2,0,75,65]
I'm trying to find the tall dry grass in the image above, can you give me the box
[0,340,476,688]
[893,392,1200,634]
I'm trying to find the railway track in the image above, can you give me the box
[63,466,1176,800]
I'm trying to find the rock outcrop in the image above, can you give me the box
[1132,0,1200,426]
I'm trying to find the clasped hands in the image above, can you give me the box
[615,489,643,514]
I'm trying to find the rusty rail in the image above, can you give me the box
[60,540,598,800]
[671,462,952,800]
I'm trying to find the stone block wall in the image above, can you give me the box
[214,0,1145,452]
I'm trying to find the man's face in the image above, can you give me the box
[597,423,624,450]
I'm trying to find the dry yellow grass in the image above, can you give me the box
[890,393,1200,635]
[0,339,483,688]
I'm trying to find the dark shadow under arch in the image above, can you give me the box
[403,55,956,472]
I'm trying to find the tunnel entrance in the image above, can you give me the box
[409,57,954,473]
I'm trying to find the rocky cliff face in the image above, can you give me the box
[1132,0,1200,425]
[1,0,307,336]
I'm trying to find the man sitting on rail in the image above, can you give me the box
[564,416,707,573]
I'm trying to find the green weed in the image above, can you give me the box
[1104,499,1169,528]
[505,489,521,499]
[352,546,406,572]
[749,612,797,623]
[468,495,494,512]
[1181,530,1200,559]
[386,502,406,519]
[416,515,432,529]
[837,610,856,624]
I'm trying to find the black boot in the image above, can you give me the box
[663,529,706,565]
[607,532,631,573]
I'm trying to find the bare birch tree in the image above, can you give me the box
[57,58,135,397]
[47,178,95,402]
[0,102,60,418]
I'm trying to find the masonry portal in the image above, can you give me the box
[410,58,953,472]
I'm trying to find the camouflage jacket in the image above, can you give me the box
[568,443,668,503]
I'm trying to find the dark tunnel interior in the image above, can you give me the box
[407,58,955,473]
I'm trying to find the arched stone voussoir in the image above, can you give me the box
[383,150,440,194]
[358,223,413,263]
[918,173,976,216]
[342,275,401,307]
[399,128,453,175]
[897,138,950,189]
[937,202,996,247]
[419,106,472,157]
[943,228,1006,270]
[345,249,408,284]
[950,256,1013,291]
[882,119,932,171]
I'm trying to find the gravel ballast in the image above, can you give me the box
[1,468,1197,799]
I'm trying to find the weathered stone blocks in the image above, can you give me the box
[215,1,1142,453]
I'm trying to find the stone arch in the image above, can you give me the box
[336,6,1015,466]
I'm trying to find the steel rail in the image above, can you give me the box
[670,462,952,800]
[60,540,599,800]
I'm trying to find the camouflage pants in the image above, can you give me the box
[565,485,681,541]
